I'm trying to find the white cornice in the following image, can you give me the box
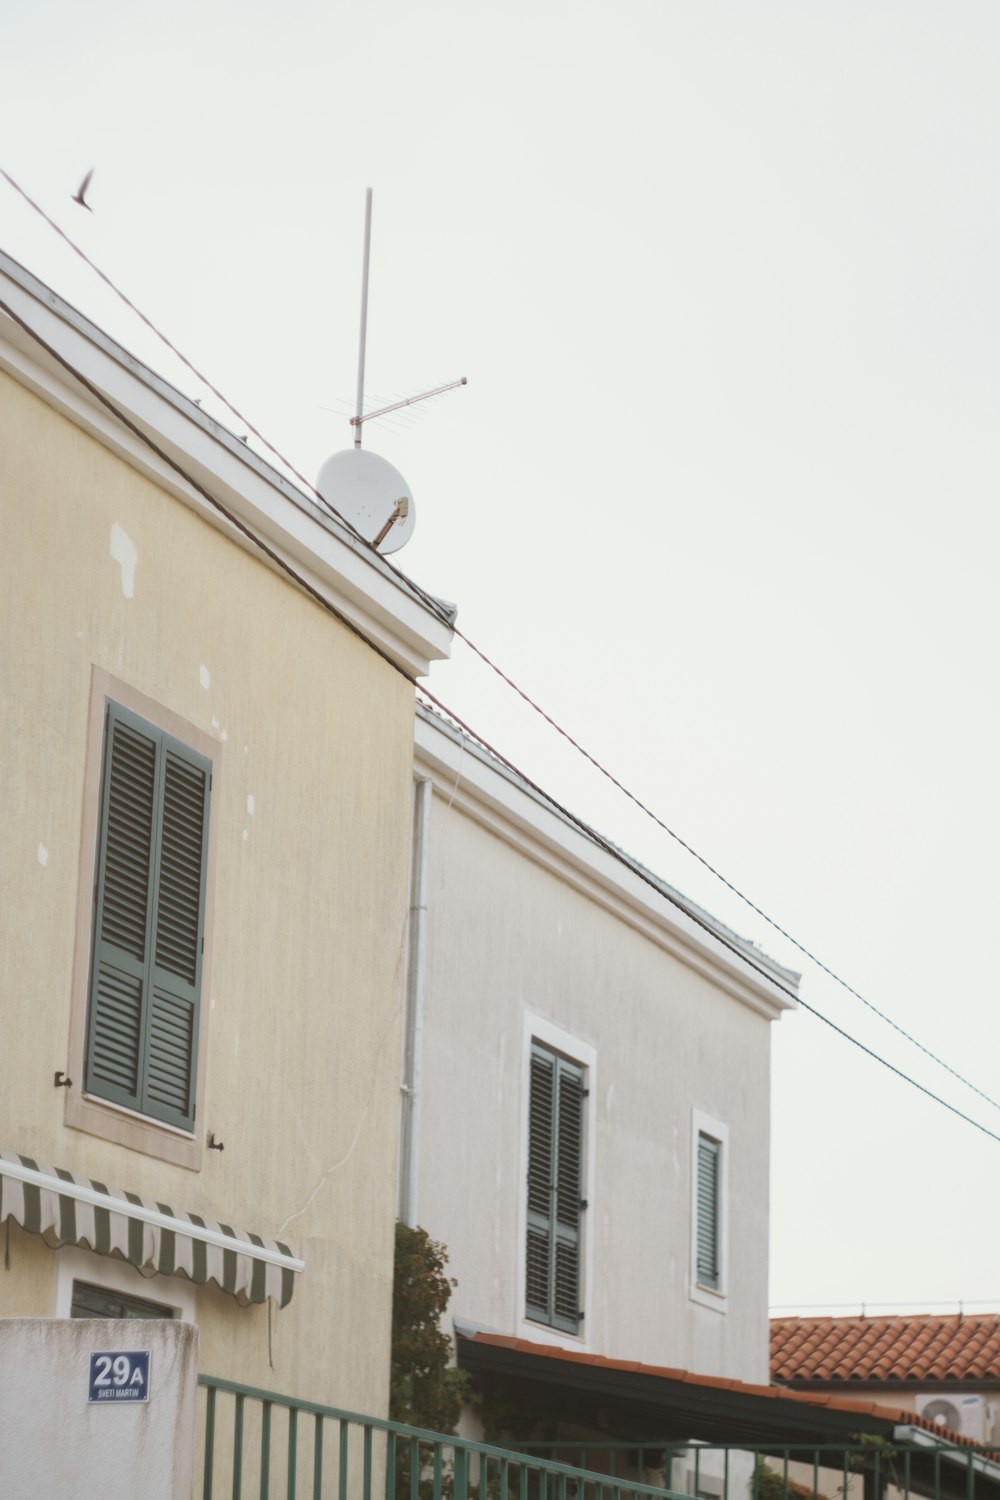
[414,705,798,1021]
[0,251,454,679]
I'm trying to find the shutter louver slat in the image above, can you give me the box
[88,966,143,1096]
[696,1135,720,1288]
[553,1240,580,1324]
[553,1060,584,1330]
[527,1053,554,1215]
[525,1229,550,1312]
[144,743,208,1130]
[556,1071,583,1230]
[526,1051,555,1320]
[99,721,156,960]
[154,753,207,984]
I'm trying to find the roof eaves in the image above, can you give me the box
[0,248,456,674]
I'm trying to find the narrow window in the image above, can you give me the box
[525,1043,585,1334]
[85,700,211,1132]
[70,1281,175,1319]
[695,1133,721,1290]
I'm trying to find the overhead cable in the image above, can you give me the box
[3,166,998,1125]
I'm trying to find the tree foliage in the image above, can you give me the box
[390,1222,471,1434]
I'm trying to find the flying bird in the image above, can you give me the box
[72,169,94,211]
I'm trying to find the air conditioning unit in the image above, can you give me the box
[915,1393,985,1442]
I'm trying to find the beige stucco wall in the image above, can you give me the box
[413,787,776,1384]
[0,367,417,1413]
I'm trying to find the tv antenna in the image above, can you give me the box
[316,188,466,554]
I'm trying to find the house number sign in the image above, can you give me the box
[87,1350,151,1403]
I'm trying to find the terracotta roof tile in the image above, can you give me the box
[771,1314,1000,1384]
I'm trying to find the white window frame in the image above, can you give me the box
[689,1108,729,1310]
[516,1012,596,1350]
[54,1244,196,1321]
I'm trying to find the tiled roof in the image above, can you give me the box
[771,1315,1000,1384]
[461,1330,986,1447]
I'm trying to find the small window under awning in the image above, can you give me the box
[0,1148,303,1308]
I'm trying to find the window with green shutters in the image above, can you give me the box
[695,1133,721,1290]
[84,701,212,1133]
[525,1043,585,1335]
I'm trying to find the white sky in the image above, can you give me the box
[4,1,1000,1318]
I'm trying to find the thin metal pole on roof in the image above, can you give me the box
[355,187,373,448]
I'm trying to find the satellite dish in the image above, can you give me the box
[316,448,415,554]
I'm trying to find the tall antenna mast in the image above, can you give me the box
[354,187,373,449]
[317,186,467,555]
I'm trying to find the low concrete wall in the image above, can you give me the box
[0,1318,199,1499]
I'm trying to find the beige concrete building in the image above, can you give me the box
[0,250,452,1415]
[402,704,798,1442]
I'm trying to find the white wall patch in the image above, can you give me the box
[109,523,138,599]
[246,795,255,816]
[37,843,48,868]
[199,663,210,690]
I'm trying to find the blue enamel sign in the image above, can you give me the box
[88,1350,151,1403]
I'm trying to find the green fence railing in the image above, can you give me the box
[511,1440,1000,1500]
[197,1376,691,1500]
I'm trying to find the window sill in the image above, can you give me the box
[518,1314,590,1352]
[689,1281,728,1313]
[65,1091,203,1172]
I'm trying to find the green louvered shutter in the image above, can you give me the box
[86,702,211,1131]
[696,1134,720,1289]
[525,1044,584,1334]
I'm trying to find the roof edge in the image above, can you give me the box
[0,248,455,677]
[415,701,799,1019]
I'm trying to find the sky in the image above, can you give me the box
[3,1,1000,1317]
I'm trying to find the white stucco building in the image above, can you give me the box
[402,703,798,1438]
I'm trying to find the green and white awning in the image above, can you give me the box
[0,1148,303,1308]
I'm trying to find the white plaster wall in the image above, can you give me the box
[412,787,777,1384]
[0,1318,198,1500]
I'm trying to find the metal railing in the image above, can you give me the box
[197,1376,690,1500]
[511,1441,1000,1500]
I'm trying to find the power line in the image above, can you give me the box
[5,285,1000,1151]
[4,164,999,1124]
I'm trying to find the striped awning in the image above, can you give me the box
[0,1149,303,1308]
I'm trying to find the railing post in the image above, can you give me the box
[454,1444,469,1500]
[287,1406,297,1498]
[203,1383,217,1500]
[313,1416,324,1500]
[260,1400,272,1500]
[432,1441,443,1500]
[339,1421,350,1500]
[410,1436,419,1500]
[233,1392,245,1500]
[364,1424,373,1500]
